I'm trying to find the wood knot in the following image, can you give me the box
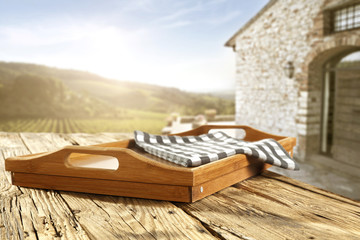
[72,209,81,214]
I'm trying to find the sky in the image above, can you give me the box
[0,0,268,92]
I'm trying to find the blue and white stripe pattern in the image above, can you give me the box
[134,131,299,170]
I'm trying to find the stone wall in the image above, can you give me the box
[232,0,360,160]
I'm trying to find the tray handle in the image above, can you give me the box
[62,145,125,155]
[173,124,287,141]
[5,144,194,185]
[5,145,128,171]
[175,125,297,157]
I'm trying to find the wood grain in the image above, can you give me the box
[0,133,24,197]
[0,132,89,240]
[61,134,216,239]
[12,172,192,202]
[0,132,32,240]
[262,171,360,207]
[191,162,271,202]
[20,132,73,153]
[178,172,360,239]
[65,133,126,146]
[61,192,216,239]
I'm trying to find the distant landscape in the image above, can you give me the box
[0,62,234,134]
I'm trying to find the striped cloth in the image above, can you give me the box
[134,131,299,170]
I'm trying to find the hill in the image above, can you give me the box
[0,61,234,118]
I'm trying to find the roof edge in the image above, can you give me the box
[225,0,278,48]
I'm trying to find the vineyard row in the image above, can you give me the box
[0,118,165,134]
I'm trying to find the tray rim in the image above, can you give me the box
[5,125,296,187]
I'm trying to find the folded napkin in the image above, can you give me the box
[134,131,299,170]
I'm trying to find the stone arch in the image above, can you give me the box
[296,34,360,160]
[302,34,360,82]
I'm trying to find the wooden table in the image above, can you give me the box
[1,132,360,240]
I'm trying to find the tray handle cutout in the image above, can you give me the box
[63,145,127,170]
[67,152,119,170]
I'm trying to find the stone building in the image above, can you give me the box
[225,0,360,176]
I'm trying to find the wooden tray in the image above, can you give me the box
[5,125,296,202]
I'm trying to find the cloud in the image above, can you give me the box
[0,20,148,48]
[203,10,242,25]
[0,25,86,46]
[150,1,241,29]
[118,0,156,13]
[155,4,201,22]
[162,20,192,29]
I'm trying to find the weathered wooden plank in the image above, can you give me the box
[238,174,360,227]
[0,133,24,196]
[20,132,73,153]
[61,192,215,240]
[118,197,214,240]
[0,132,33,240]
[99,132,133,141]
[60,132,132,147]
[261,171,360,207]
[1,132,90,240]
[23,133,216,239]
[0,132,30,164]
[65,133,122,145]
[58,192,154,240]
[178,172,360,240]
[1,195,25,240]
[13,189,89,239]
[4,183,84,239]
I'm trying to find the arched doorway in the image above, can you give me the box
[321,51,360,163]
[304,47,360,176]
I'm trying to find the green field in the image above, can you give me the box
[0,115,167,134]
[0,62,234,135]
